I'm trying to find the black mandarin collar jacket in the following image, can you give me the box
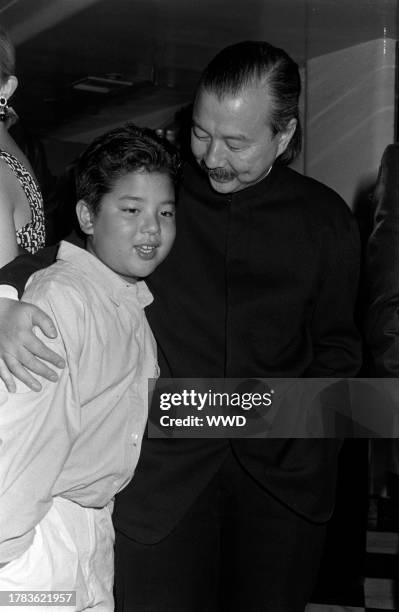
[116,158,362,541]
[147,157,361,380]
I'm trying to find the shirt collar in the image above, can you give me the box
[57,241,153,308]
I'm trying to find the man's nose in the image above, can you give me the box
[204,139,224,169]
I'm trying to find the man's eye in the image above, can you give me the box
[161,210,175,218]
[192,127,209,140]
[226,143,243,152]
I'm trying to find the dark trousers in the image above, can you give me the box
[114,449,326,612]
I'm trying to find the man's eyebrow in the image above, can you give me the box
[225,134,250,142]
[192,120,208,131]
[192,121,250,142]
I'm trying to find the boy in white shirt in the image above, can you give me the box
[0,123,178,610]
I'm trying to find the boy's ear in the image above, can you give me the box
[76,200,94,235]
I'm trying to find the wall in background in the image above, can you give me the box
[305,38,396,209]
[4,0,395,196]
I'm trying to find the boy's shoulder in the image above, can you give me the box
[18,260,91,356]
[23,258,90,315]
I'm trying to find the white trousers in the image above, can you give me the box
[0,497,114,611]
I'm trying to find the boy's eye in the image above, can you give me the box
[123,207,139,214]
[161,209,175,218]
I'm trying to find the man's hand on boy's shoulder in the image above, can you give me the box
[0,298,65,392]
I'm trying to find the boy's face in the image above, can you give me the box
[81,170,176,283]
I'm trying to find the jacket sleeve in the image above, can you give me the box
[0,246,58,298]
[305,203,362,377]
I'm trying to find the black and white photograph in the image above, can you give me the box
[0,1,397,610]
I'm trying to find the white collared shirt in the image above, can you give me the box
[0,241,158,563]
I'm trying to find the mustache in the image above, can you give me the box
[200,161,235,182]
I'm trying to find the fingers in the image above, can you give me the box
[6,342,63,383]
[2,348,60,391]
[30,304,58,339]
[2,353,42,391]
[0,358,16,393]
[24,334,66,370]
[0,299,65,392]
[0,340,64,392]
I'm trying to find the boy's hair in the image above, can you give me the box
[76,123,181,214]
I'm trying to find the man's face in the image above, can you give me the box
[191,85,295,194]
[82,170,176,283]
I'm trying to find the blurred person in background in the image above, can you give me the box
[0,26,45,266]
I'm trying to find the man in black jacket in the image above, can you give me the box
[0,41,361,611]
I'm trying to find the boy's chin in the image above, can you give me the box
[121,263,158,282]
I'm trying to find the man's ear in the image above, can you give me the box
[0,75,18,100]
[76,200,94,235]
[276,118,297,158]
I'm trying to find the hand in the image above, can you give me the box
[0,298,65,392]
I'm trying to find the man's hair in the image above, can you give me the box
[198,40,301,165]
[0,26,15,83]
[76,122,181,214]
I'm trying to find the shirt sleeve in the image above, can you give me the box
[0,278,83,563]
[305,205,362,378]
